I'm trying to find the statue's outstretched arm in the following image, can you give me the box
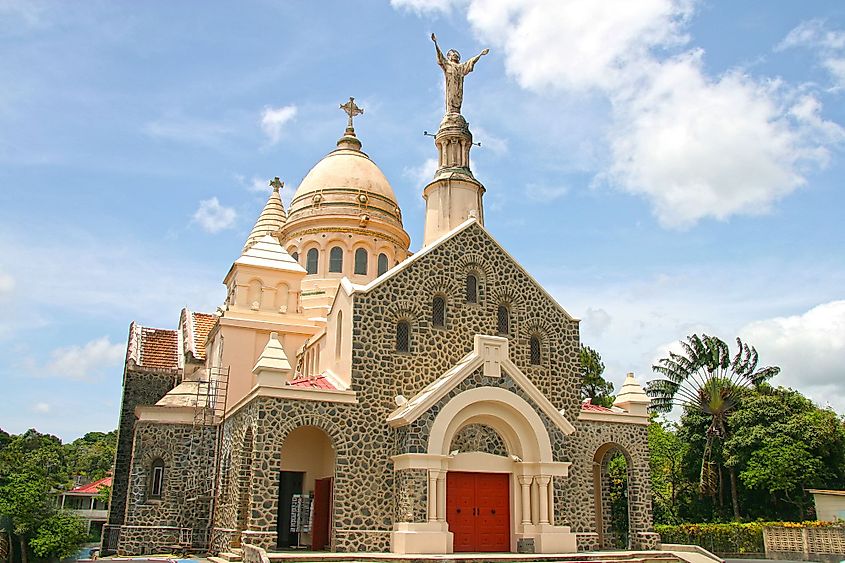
[431,33,446,66]
[464,48,489,72]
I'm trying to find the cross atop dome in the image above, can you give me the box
[336,97,364,151]
[269,176,284,193]
[340,97,364,135]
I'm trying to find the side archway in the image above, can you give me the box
[593,443,632,550]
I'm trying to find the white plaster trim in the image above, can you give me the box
[387,335,575,436]
[427,386,554,462]
[225,383,358,419]
[135,405,195,424]
[391,453,571,477]
[577,411,650,426]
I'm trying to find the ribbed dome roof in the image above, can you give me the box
[288,142,399,214]
[243,178,286,252]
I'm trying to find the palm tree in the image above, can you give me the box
[647,334,779,520]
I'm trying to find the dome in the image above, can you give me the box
[280,127,409,250]
[290,146,399,209]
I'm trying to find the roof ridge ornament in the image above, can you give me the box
[269,176,283,193]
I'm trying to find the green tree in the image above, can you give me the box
[726,385,845,521]
[0,429,95,562]
[580,345,615,408]
[648,334,779,520]
[65,431,117,481]
[29,510,89,559]
[649,419,695,524]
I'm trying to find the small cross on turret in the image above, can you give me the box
[340,97,364,132]
[269,177,284,193]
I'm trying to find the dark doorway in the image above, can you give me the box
[277,471,303,549]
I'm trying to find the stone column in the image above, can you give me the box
[535,476,551,525]
[427,471,438,522]
[518,475,532,525]
[436,471,447,522]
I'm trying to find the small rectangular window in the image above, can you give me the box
[151,466,164,497]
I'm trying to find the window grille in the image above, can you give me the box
[377,253,389,276]
[432,296,446,328]
[354,248,368,275]
[497,304,510,335]
[530,335,541,365]
[329,246,343,273]
[466,274,478,303]
[306,248,319,275]
[396,321,410,352]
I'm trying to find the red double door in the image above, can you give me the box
[446,472,510,552]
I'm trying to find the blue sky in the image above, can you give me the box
[1,0,844,441]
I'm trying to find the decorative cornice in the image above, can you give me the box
[281,226,410,249]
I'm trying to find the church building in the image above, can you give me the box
[103,38,659,556]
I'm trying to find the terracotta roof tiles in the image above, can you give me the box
[287,374,336,390]
[191,312,217,360]
[68,476,112,495]
[138,327,179,370]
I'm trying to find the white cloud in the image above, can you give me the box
[778,19,845,89]
[143,115,233,145]
[472,125,508,155]
[581,307,612,338]
[403,157,439,188]
[33,402,50,413]
[395,0,844,229]
[261,105,297,144]
[525,183,568,202]
[0,272,14,295]
[192,197,237,233]
[390,0,455,15]
[740,300,845,411]
[608,56,843,228]
[42,336,126,381]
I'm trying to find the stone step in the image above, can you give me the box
[208,557,229,563]
[218,551,243,562]
[265,553,683,563]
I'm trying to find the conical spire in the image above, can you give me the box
[243,177,287,252]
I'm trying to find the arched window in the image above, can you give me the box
[530,335,541,365]
[497,304,510,336]
[432,296,446,328]
[396,320,410,352]
[377,253,389,276]
[149,458,165,499]
[335,311,343,360]
[466,274,478,303]
[306,248,319,275]
[291,251,299,263]
[354,248,368,276]
[329,246,344,273]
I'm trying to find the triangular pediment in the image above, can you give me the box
[387,334,575,436]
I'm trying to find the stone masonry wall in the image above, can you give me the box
[205,221,653,554]
[117,421,217,555]
[103,367,177,554]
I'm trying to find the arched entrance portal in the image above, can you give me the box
[593,443,632,549]
[277,426,336,551]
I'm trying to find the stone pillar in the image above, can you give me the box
[427,471,438,522]
[536,476,551,525]
[518,475,532,526]
[436,471,447,523]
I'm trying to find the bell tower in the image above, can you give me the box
[423,34,489,246]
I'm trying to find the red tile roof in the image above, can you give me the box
[191,312,217,360]
[68,476,112,495]
[581,398,614,413]
[139,327,180,370]
[287,374,336,390]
